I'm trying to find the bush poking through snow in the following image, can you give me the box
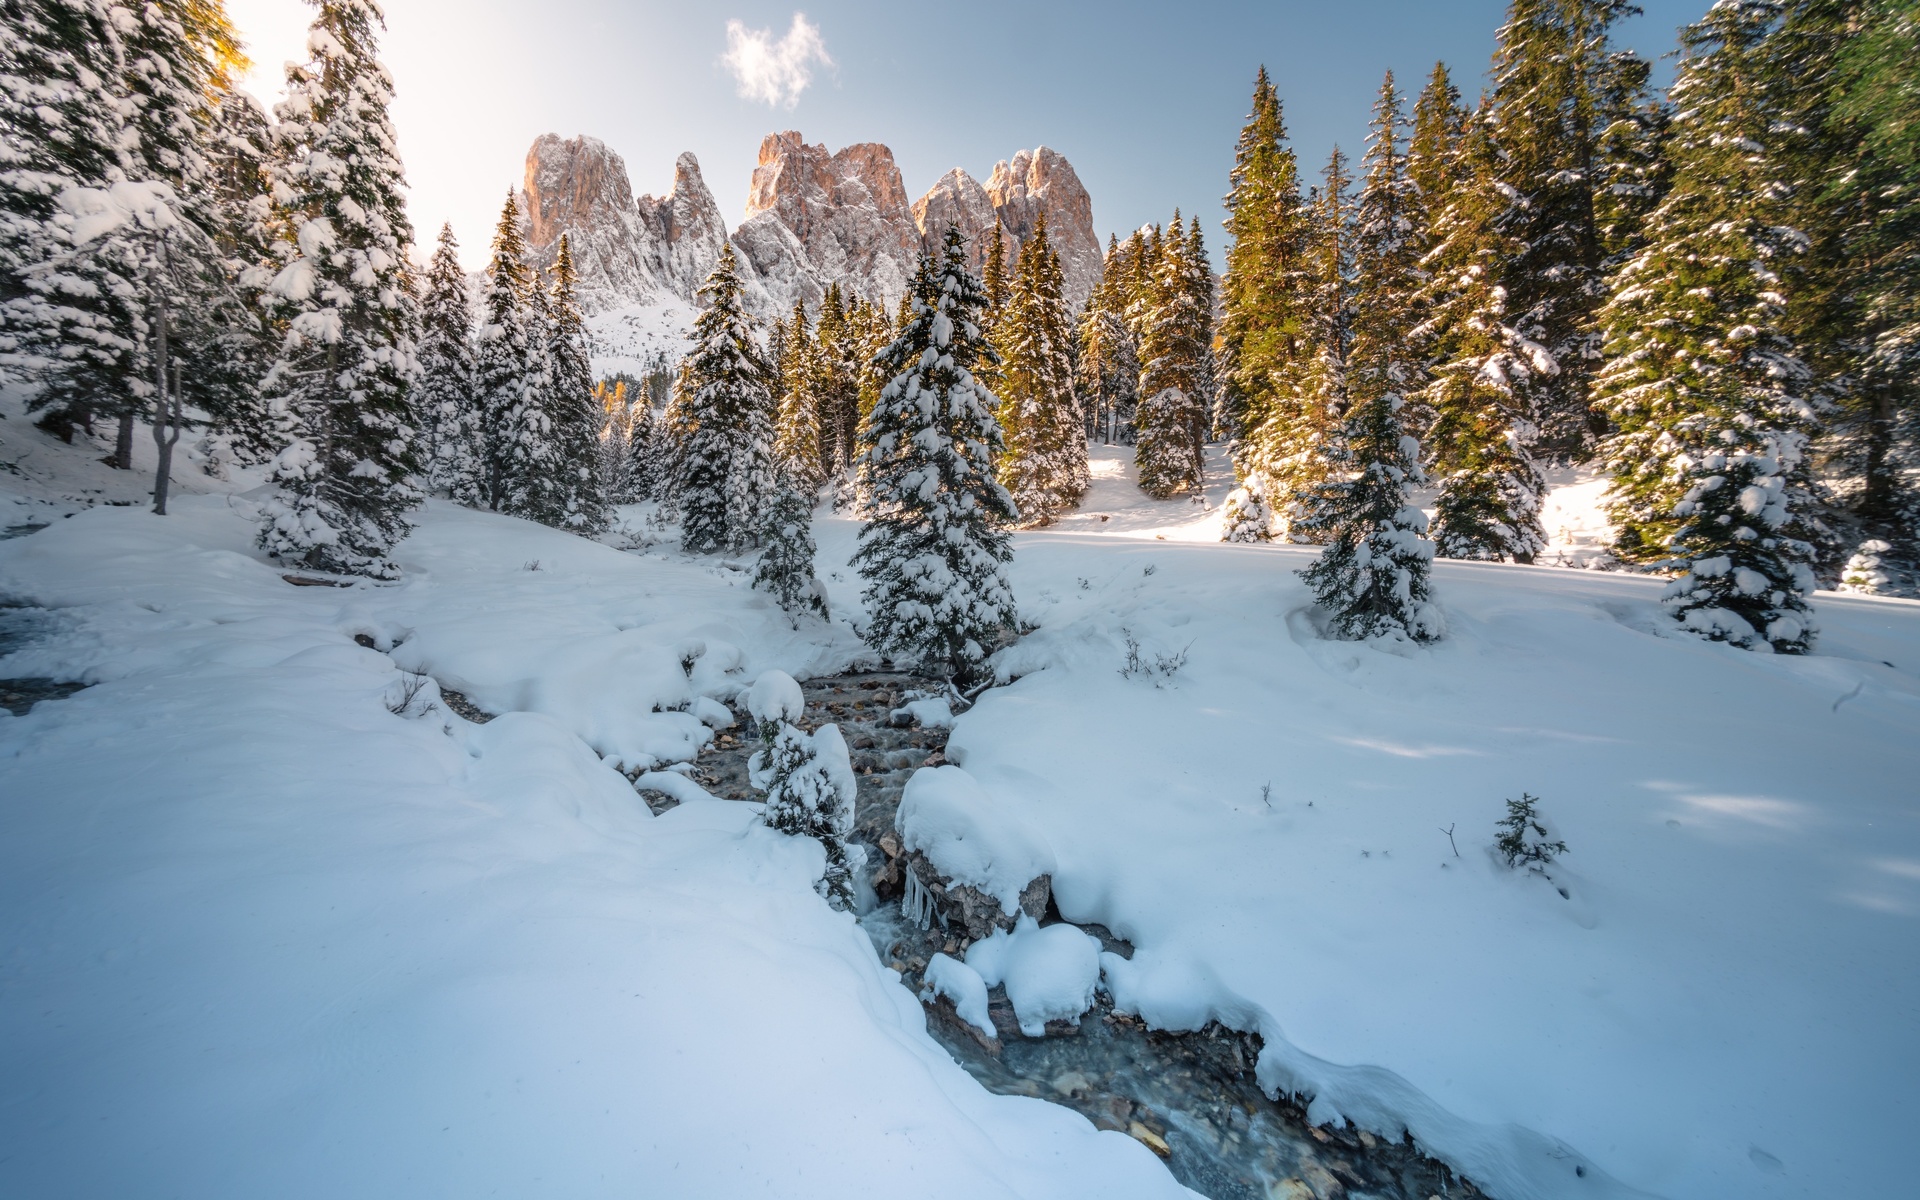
[1119,629,1190,685]
[755,715,857,908]
[1221,473,1276,543]
[1495,794,1567,876]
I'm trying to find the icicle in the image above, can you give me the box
[901,866,944,931]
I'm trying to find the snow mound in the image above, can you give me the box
[746,668,805,727]
[966,915,1101,1036]
[922,952,994,1038]
[892,696,954,728]
[896,765,1055,912]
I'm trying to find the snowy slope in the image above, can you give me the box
[821,444,1920,1200]
[5,425,1915,1200]
[0,490,1192,1199]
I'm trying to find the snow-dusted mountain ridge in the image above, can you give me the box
[516,131,1103,364]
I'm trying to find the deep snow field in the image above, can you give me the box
[2,419,1916,1200]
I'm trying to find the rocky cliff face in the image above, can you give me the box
[516,131,1105,339]
[984,148,1102,312]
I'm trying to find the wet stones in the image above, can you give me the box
[898,849,1050,944]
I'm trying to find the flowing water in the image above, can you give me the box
[674,671,1484,1200]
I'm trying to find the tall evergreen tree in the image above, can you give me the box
[1816,0,1919,540]
[1594,0,1821,652]
[813,283,861,474]
[624,388,665,502]
[677,242,777,554]
[774,299,824,487]
[853,228,1018,681]
[255,0,421,579]
[1416,108,1550,562]
[1485,0,1652,456]
[417,222,481,503]
[1296,73,1444,645]
[1135,215,1213,499]
[1219,66,1312,448]
[194,88,281,470]
[1076,239,1140,445]
[474,192,536,511]
[995,214,1086,526]
[540,233,609,532]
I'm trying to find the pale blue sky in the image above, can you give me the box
[225,0,1713,270]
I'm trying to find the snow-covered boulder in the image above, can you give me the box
[966,914,1102,1037]
[745,668,805,729]
[895,765,1054,942]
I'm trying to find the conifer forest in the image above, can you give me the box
[1,3,1915,1200]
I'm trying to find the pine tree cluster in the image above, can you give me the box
[1221,0,1920,651]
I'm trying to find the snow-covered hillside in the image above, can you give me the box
[2,430,1915,1200]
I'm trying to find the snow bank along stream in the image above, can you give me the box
[668,669,1480,1200]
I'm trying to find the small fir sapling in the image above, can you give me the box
[751,476,828,622]
[745,671,857,908]
[1221,473,1277,542]
[1495,793,1567,876]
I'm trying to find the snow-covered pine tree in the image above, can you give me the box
[754,706,858,907]
[255,0,421,579]
[1259,148,1353,540]
[773,299,825,488]
[978,220,1009,396]
[1295,73,1444,645]
[624,390,663,502]
[417,222,482,503]
[542,234,610,533]
[753,474,828,622]
[1219,66,1312,451]
[193,88,282,471]
[1594,0,1821,652]
[1415,108,1549,563]
[853,227,1018,681]
[473,192,537,511]
[676,241,777,554]
[1816,0,1918,544]
[1221,472,1276,542]
[813,283,861,474]
[995,215,1086,526]
[491,270,574,527]
[1,1,133,443]
[1486,0,1653,458]
[1135,215,1212,499]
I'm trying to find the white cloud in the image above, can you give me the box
[722,13,833,109]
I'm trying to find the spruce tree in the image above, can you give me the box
[1076,234,1140,444]
[1416,109,1549,563]
[255,0,421,579]
[1296,74,1444,645]
[813,284,861,474]
[195,88,281,470]
[853,227,1018,681]
[1219,67,1312,449]
[1594,0,1820,652]
[995,215,1086,526]
[474,193,539,511]
[1221,473,1276,542]
[494,268,573,527]
[774,299,824,487]
[624,391,664,502]
[1257,148,1353,539]
[594,379,630,504]
[1819,0,1919,538]
[417,222,482,503]
[677,242,777,554]
[541,234,609,533]
[1485,0,1652,457]
[753,475,828,621]
[1135,216,1212,499]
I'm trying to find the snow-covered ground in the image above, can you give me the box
[3,425,1916,1200]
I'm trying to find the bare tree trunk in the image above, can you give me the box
[114,409,135,470]
[151,282,183,516]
